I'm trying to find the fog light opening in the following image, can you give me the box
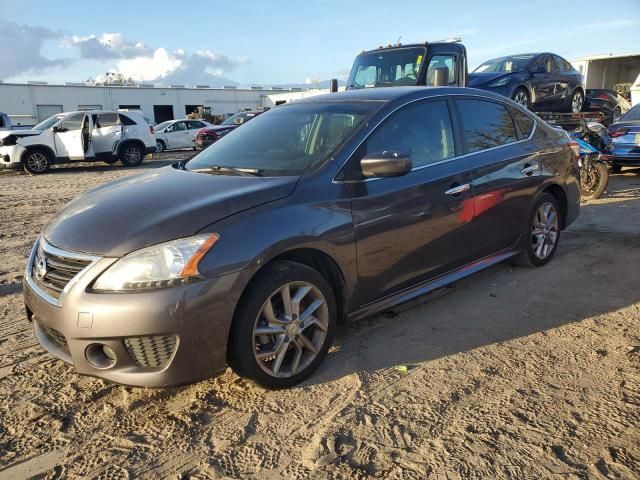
[85,343,117,369]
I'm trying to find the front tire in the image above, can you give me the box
[228,261,336,389]
[580,161,609,199]
[22,149,51,174]
[512,88,530,109]
[119,143,144,167]
[155,140,165,153]
[513,193,561,268]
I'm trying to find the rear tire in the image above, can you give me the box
[513,193,561,268]
[228,261,336,389]
[119,143,144,167]
[22,149,51,174]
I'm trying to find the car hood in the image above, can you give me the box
[0,129,43,141]
[202,125,236,134]
[468,72,512,87]
[43,166,299,257]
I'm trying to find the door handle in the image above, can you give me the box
[445,183,471,196]
[520,164,539,175]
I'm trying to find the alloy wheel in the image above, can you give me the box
[125,146,141,163]
[26,152,48,173]
[514,90,529,108]
[572,92,584,113]
[253,281,329,378]
[155,141,164,153]
[531,202,559,260]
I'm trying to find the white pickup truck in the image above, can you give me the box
[0,110,156,174]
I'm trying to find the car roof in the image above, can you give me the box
[292,86,508,104]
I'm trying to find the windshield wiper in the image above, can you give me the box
[191,165,263,177]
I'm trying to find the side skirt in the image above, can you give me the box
[347,249,519,323]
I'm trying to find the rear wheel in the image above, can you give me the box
[22,149,51,174]
[119,143,144,167]
[512,88,530,109]
[228,261,336,389]
[513,193,561,268]
[570,89,584,113]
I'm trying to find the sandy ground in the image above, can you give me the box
[0,156,639,479]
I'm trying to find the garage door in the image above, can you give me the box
[36,105,63,122]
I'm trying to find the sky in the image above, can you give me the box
[1,0,639,87]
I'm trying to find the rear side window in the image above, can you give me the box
[509,107,535,138]
[366,99,455,168]
[456,99,518,152]
[93,112,119,128]
[118,114,136,126]
[188,121,206,129]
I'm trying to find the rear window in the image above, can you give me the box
[119,114,136,125]
[456,99,518,152]
[509,107,535,138]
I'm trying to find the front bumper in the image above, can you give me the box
[0,145,23,169]
[23,239,245,387]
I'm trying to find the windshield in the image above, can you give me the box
[155,121,172,131]
[620,105,640,122]
[222,112,257,126]
[186,102,379,176]
[473,54,535,73]
[32,115,63,131]
[347,47,426,88]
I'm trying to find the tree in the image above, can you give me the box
[85,72,137,86]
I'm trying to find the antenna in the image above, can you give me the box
[396,36,402,45]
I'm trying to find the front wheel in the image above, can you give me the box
[580,161,609,199]
[228,261,336,389]
[155,140,165,153]
[513,193,561,268]
[570,90,584,113]
[512,88,530,109]
[23,149,51,174]
[119,143,144,167]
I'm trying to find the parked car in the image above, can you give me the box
[0,110,156,174]
[195,111,262,150]
[608,103,640,172]
[24,87,579,389]
[584,89,623,125]
[154,119,213,152]
[469,53,585,113]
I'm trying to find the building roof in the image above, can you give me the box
[571,52,640,62]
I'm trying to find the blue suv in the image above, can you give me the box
[469,53,585,113]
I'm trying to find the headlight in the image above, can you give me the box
[488,77,510,88]
[92,233,219,292]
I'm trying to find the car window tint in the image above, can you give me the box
[366,100,455,168]
[189,121,204,129]
[97,112,118,127]
[60,113,85,131]
[426,55,457,86]
[509,107,535,138]
[119,114,136,126]
[456,99,518,152]
[173,122,186,131]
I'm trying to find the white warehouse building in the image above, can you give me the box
[0,82,323,127]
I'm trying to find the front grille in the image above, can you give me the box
[31,243,93,299]
[124,335,177,368]
[39,322,70,355]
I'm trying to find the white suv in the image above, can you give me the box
[0,110,156,174]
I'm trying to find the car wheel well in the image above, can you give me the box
[156,139,166,147]
[118,139,145,155]
[21,145,55,164]
[542,184,567,229]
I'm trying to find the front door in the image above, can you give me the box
[453,97,542,258]
[530,55,556,109]
[164,121,191,148]
[53,112,93,160]
[346,99,475,308]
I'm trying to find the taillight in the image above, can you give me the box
[568,141,580,161]
[150,125,155,135]
[609,128,628,138]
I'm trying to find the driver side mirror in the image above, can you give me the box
[52,125,68,133]
[360,151,412,178]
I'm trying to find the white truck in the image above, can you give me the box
[0,110,156,174]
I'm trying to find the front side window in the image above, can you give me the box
[168,122,186,132]
[456,99,518,153]
[186,102,379,176]
[32,115,64,131]
[347,47,426,88]
[365,100,455,168]
[425,55,457,86]
[59,113,85,131]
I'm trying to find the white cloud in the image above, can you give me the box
[0,20,70,79]
[116,48,182,81]
[71,32,152,59]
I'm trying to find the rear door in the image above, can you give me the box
[53,113,90,160]
[453,97,542,258]
[91,112,121,159]
[347,98,475,307]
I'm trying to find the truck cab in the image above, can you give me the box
[346,41,468,90]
